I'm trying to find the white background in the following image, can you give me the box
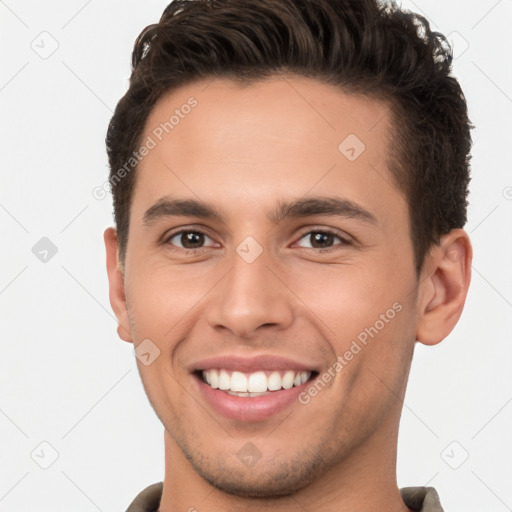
[0,1,511,511]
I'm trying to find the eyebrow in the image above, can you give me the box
[142,196,378,227]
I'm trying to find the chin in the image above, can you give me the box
[202,471,310,499]
[186,450,326,499]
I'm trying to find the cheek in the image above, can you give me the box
[289,264,417,389]
[125,262,215,340]
[287,264,403,336]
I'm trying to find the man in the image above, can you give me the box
[104,0,473,510]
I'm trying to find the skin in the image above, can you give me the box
[105,75,472,511]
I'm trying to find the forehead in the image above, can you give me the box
[132,75,404,226]
[142,74,392,157]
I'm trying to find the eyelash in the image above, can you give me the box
[162,227,353,254]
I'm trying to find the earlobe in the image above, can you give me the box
[416,229,472,346]
[104,227,133,343]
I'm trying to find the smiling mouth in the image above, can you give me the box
[196,369,318,397]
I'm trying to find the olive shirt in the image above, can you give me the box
[125,482,445,511]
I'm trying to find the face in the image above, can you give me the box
[109,75,424,497]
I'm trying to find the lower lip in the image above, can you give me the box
[194,374,314,422]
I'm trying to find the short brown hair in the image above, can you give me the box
[106,0,472,273]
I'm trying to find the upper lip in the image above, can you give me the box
[190,354,319,373]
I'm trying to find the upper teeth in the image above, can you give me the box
[202,369,311,392]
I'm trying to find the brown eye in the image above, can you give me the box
[165,230,214,250]
[295,230,351,251]
[309,232,336,249]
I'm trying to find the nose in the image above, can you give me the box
[205,248,294,341]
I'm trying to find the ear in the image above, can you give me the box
[104,227,133,343]
[416,229,472,345]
